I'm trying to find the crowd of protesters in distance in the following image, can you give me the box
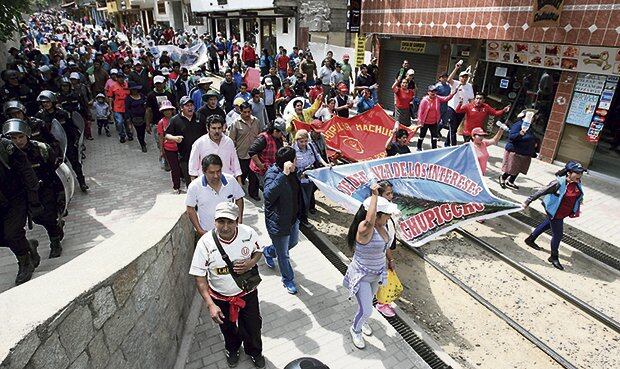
[1,9,585,367]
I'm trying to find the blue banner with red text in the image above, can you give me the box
[306,144,522,246]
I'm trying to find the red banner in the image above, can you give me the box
[305,105,415,162]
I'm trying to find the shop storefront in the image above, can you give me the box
[483,40,620,178]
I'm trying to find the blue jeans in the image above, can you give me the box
[114,112,126,139]
[264,220,300,284]
[529,214,564,257]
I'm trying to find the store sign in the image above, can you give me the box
[106,0,118,13]
[499,79,509,89]
[347,0,361,33]
[531,0,564,27]
[485,41,620,76]
[400,41,426,54]
[586,75,619,143]
[354,33,365,67]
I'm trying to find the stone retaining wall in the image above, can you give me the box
[0,195,195,369]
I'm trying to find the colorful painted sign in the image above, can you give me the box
[485,41,620,76]
[531,0,565,27]
[586,75,619,143]
[306,145,521,246]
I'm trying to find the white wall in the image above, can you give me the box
[308,42,371,64]
[191,0,273,12]
[275,17,295,51]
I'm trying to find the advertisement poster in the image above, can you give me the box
[586,75,618,143]
[574,74,607,94]
[485,41,620,76]
[307,145,521,246]
[566,92,599,127]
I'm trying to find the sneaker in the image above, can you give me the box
[349,326,365,349]
[141,145,147,153]
[264,252,275,269]
[250,355,266,368]
[284,281,298,294]
[361,322,373,336]
[376,303,396,317]
[120,137,126,143]
[498,176,506,189]
[225,349,239,368]
[105,130,111,137]
[300,220,313,229]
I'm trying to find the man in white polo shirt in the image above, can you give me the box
[189,202,266,368]
[186,154,245,235]
[188,114,242,181]
[445,62,475,147]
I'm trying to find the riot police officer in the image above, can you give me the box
[35,90,89,192]
[1,69,37,116]
[3,100,62,160]
[3,119,65,258]
[58,76,91,123]
[0,134,41,285]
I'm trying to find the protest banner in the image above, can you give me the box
[292,105,415,162]
[147,43,208,70]
[307,144,521,246]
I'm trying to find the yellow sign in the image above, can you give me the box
[400,41,426,54]
[531,0,564,27]
[354,33,365,67]
[107,1,119,13]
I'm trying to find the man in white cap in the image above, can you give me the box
[146,75,176,147]
[190,77,214,110]
[189,201,266,368]
[445,62,475,146]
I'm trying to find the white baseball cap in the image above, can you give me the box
[363,196,399,215]
[153,75,166,84]
[214,202,239,221]
[69,72,80,80]
[110,68,119,75]
[264,77,273,85]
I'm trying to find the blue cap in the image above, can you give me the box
[565,161,585,173]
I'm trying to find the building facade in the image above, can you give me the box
[361,0,620,178]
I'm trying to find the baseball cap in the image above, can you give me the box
[459,71,470,77]
[471,127,487,136]
[264,77,273,86]
[204,90,219,98]
[565,161,585,173]
[161,67,170,76]
[153,75,165,84]
[214,202,239,221]
[110,68,119,75]
[363,196,399,215]
[179,96,194,106]
[159,100,175,111]
[427,84,438,92]
[69,72,80,80]
[406,69,415,76]
[233,97,245,106]
[197,77,212,85]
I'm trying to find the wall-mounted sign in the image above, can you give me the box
[400,41,426,54]
[566,92,599,127]
[574,74,606,94]
[354,33,365,67]
[499,79,509,89]
[494,66,507,77]
[347,0,361,33]
[106,0,118,13]
[485,41,620,76]
[586,75,619,143]
[531,0,565,27]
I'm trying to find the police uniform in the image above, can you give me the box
[23,140,65,254]
[0,137,41,284]
[36,107,88,189]
[1,81,36,116]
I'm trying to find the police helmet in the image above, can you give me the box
[3,100,26,115]
[273,118,286,133]
[37,90,57,103]
[2,118,31,138]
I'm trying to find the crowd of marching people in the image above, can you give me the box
[0,9,587,368]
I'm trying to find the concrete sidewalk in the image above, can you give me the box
[178,202,430,369]
[484,144,619,250]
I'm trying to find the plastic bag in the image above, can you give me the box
[376,269,404,304]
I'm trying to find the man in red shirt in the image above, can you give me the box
[242,42,257,68]
[276,49,290,81]
[456,94,509,142]
[106,73,131,142]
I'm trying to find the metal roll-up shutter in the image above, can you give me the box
[378,50,440,111]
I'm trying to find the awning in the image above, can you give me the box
[60,1,76,8]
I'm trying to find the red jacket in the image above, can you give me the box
[418,95,452,125]
[242,46,257,63]
[456,102,505,135]
[392,86,415,109]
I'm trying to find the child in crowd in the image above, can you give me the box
[156,100,182,194]
[93,93,112,137]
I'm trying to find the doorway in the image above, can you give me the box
[588,80,620,178]
[260,19,276,54]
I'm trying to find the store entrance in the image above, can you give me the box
[588,80,620,178]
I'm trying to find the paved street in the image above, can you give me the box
[0,132,173,293]
[179,202,430,369]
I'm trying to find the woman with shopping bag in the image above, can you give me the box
[344,183,399,349]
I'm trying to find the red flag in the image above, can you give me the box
[319,105,415,162]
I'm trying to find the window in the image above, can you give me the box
[157,1,166,14]
[186,4,204,25]
[282,18,289,34]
